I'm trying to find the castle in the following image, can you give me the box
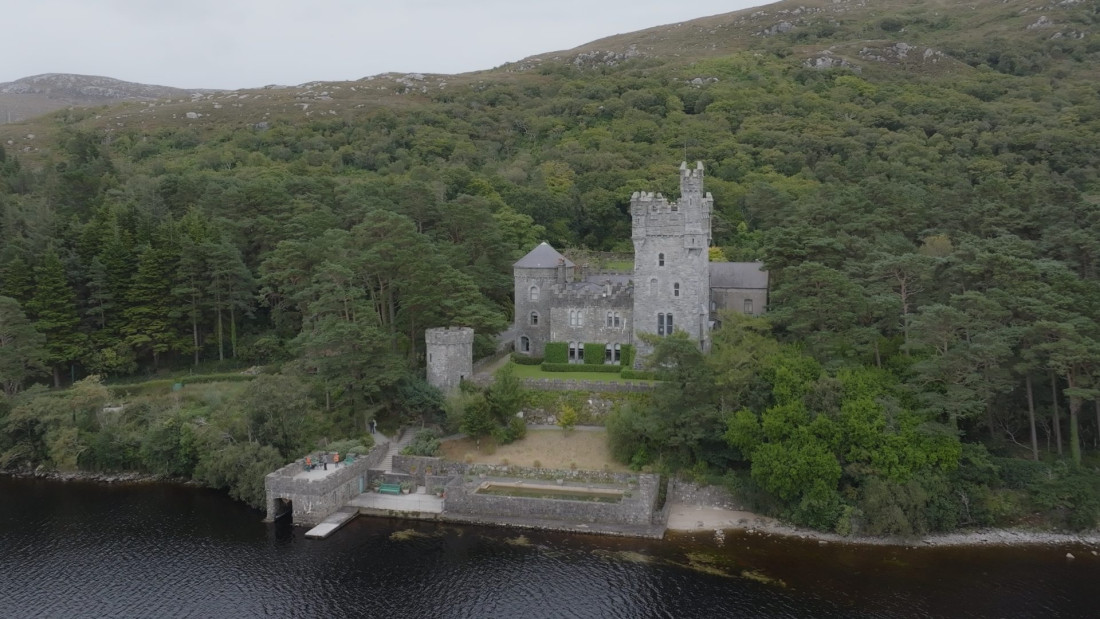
[511,162,768,364]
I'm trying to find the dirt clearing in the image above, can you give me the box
[440,428,629,472]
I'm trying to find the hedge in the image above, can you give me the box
[544,342,568,364]
[511,353,543,365]
[620,369,656,380]
[541,363,623,373]
[621,344,636,368]
[584,342,606,365]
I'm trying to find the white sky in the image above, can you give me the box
[2,0,770,90]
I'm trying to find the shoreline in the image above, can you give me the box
[7,469,1099,549]
[666,503,1100,548]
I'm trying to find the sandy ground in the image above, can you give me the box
[666,504,780,532]
[440,427,630,472]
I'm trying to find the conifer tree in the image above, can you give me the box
[26,251,85,387]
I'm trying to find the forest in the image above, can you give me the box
[1,0,1099,532]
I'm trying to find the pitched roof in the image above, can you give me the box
[710,262,769,289]
[514,242,575,269]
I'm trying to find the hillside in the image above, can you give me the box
[0,73,222,125]
[1,0,1099,533]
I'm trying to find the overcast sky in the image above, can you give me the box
[2,0,770,90]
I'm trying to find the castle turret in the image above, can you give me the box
[426,327,473,392]
[631,162,712,358]
[513,242,573,357]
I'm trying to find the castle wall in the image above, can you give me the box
[711,287,769,317]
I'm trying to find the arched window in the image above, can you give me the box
[658,253,665,267]
[613,312,621,328]
[529,285,539,301]
[569,310,583,327]
[673,282,680,297]
[520,336,530,352]
[606,312,613,327]
[530,311,539,326]
[605,343,613,363]
[649,278,658,294]
[614,343,621,363]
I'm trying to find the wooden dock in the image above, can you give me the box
[304,507,359,539]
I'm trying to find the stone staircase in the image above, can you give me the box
[381,428,415,473]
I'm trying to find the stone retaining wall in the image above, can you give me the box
[263,441,389,526]
[520,378,656,392]
[444,473,659,527]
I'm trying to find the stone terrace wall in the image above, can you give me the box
[444,473,659,527]
[264,441,389,526]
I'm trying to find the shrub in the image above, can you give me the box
[620,344,636,368]
[544,342,568,364]
[401,429,441,457]
[511,353,543,366]
[994,457,1049,490]
[583,342,605,365]
[541,363,621,373]
[492,416,527,445]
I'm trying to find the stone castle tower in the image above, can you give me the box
[630,161,713,353]
[425,327,473,392]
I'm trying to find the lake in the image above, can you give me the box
[1,476,1095,618]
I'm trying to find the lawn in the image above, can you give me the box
[439,428,629,472]
[504,362,655,383]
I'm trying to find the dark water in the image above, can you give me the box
[1,478,1096,618]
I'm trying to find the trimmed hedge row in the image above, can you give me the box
[584,342,605,365]
[511,353,544,365]
[621,344,636,368]
[541,363,623,373]
[620,369,656,380]
[544,342,568,364]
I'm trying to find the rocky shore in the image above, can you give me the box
[666,502,1100,549]
[2,467,179,485]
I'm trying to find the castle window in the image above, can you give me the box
[605,344,613,364]
[671,203,678,212]
[673,283,680,297]
[606,312,613,327]
[614,343,621,363]
[613,312,621,328]
[649,278,658,294]
[569,342,578,363]
[744,299,753,315]
[658,313,674,336]
[569,310,583,327]
[530,312,539,326]
[658,253,665,267]
[520,336,530,353]
[529,285,539,301]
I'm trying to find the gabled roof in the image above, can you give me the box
[514,242,575,269]
[710,262,768,289]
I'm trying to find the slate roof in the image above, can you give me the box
[710,262,768,289]
[514,242,575,269]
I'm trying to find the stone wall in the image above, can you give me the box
[264,441,389,526]
[444,472,660,527]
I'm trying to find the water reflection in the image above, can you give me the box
[0,477,1096,618]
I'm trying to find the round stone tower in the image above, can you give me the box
[425,327,474,392]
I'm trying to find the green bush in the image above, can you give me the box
[544,342,568,364]
[620,369,656,380]
[400,429,441,457]
[492,416,527,445]
[620,344,635,368]
[511,353,543,365]
[541,363,622,373]
[328,436,375,460]
[584,342,605,365]
[994,457,1049,490]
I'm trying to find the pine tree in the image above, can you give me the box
[25,251,85,387]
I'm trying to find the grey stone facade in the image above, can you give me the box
[512,162,768,362]
[425,327,473,392]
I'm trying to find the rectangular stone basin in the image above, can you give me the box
[474,481,623,503]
